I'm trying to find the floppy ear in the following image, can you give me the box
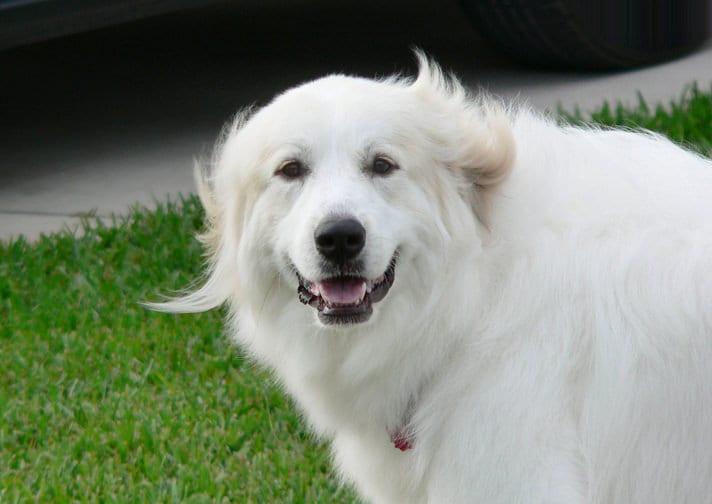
[410,51,515,220]
[144,110,253,313]
[142,162,233,313]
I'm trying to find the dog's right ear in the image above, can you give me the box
[142,162,233,314]
[144,110,254,314]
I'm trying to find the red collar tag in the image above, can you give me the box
[391,429,413,451]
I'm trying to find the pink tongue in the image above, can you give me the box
[317,278,367,305]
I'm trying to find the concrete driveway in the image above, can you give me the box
[2,0,711,241]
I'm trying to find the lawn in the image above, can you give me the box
[1,85,711,503]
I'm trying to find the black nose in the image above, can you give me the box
[314,217,366,264]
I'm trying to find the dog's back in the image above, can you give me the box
[424,113,712,503]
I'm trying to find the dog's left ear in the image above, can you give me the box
[410,51,515,219]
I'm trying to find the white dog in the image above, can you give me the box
[150,54,712,503]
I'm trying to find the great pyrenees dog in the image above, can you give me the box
[150,55,712,503]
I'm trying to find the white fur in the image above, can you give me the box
[149,55,712,503]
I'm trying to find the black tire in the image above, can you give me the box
[461,0,710,70]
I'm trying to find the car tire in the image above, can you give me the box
[461,0,710,70]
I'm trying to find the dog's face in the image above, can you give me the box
[157,57,514,333]
[259,76,442,326]
[270,103,406,324]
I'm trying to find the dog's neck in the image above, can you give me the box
[304,286,475,446]
[240,246,483,450]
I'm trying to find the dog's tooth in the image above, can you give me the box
[298,287,311,305]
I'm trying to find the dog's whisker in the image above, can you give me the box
[252,274,278,336]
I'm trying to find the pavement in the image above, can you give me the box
[2,0,712,241]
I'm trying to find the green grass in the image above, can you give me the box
[0,201,353,503]
[560,83,712,155]
[2,85,711,503]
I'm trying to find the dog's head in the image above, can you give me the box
[151,54,514,332]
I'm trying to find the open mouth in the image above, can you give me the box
[296,255,397,325]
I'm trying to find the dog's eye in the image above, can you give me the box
[371,156,398,176]
[276,160,307,180]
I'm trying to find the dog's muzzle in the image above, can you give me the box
[296,254,397,325]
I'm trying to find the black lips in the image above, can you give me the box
[297,255,397,325]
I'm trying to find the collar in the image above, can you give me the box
[390,428,413,451]
[388,386,422,451]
